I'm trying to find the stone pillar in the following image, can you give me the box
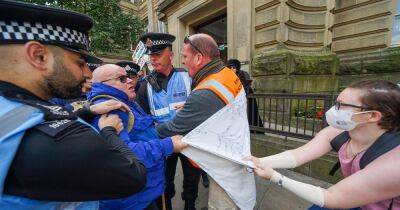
[227,0,253,73]
[146,0,156,32]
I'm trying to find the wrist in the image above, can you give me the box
[100,126,117,133]
[84,102,93,113]
[270,171,284,187]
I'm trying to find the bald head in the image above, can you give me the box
[189,33,220,60]
[92,64,125,83]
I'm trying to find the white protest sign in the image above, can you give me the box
[182,89,256,210]
[132,41,146,63]
[182,89,254,168]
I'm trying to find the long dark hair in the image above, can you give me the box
[348,80,400,131]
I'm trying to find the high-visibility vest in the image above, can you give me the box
[188,67,243,168]
[0,97,98,210]
[147,71,191,123]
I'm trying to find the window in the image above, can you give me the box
[157,21,166,33]
[391,1,400,46]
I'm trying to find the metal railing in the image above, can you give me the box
[247,93,337,140]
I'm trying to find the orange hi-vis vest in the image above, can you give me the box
[194,67,242,104]
[188,67,243,168]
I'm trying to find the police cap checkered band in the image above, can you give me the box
[145,39,172,47]
[0,20,90,50]
[139,32,175,54]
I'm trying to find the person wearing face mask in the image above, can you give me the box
[245,80,400,210]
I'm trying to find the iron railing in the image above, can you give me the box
[247,93,337,140]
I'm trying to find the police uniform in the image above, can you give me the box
[115,60,140,76]
[136,32,200,210]
[0,1,146,209]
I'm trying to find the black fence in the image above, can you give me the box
[247,93,337,140]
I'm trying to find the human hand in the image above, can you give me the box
[99,114,124,134]
[244,156,274,179]
[243,156,261,165]
[254,164,275,179]
[90,100,129,114]
[174,103,184,110]
[171,135,187,152]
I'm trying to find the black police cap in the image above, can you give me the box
[139,32,175,55]
[0,0,101,63]
[227,59,241,70]
[115,61,140,75]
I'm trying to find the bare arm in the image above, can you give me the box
[324,147,400,208]
[291,126,343,166]
[251,145,400,209]
[246,126,343,168]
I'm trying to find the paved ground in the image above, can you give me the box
[171,160,331,210]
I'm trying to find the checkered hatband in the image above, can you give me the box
[0,20,90,50]
[145,39,171,48]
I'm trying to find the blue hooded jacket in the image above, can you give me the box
[87,83,173,210]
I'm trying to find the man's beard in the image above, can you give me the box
[44,56,84,99]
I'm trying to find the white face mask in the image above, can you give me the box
[325,106,372,131]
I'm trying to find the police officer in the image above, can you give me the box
[116,60,141,92]
[136,32,199,210]
[50,59,103,112]
[0,1,146,209]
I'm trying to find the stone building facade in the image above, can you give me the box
[133,0,400,94]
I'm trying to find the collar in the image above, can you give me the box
[0,81,76,121]
[192,59,225,89]
[87,82,131,104]
[0,81,46,102]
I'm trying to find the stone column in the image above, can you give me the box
[146,0,156,32]
[227,0,253,73]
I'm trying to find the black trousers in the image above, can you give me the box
[164,153,200,204]
[144,196,164,210]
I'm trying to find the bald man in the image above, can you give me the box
[87,64,187,210]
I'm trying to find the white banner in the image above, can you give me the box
[182,89,256,210]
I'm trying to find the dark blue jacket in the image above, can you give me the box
[87,83,173,210]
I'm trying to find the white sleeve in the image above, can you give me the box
[271,171,325,207]
[259,151,298,169]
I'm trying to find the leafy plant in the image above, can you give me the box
[21,0,146,54]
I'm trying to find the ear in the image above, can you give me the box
[170,51,174,61]
[24,41,53,71]
[369,110,382,123]
[194,53,202,66]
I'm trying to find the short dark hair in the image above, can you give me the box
[348,80,400,131]
[227,59,241,70]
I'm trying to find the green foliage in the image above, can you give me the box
[20,0,146,53]
[294,105,324,119]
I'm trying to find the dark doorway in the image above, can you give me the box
[194,14,227,62]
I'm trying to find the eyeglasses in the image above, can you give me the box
[333,101,370,110]
[101,75,129,83]
[184,35,203,55]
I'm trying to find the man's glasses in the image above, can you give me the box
[333,101,370,110]
[101,75,129,83]
[184,35,203,55]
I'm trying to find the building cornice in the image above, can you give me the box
[286,0,326,12]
